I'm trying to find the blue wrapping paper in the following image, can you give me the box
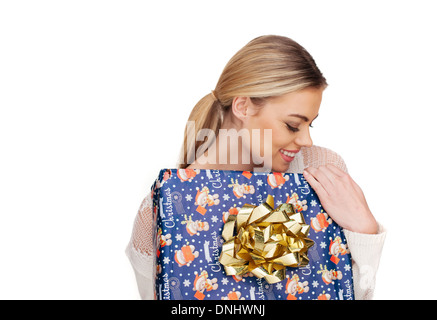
[152,169,354,300]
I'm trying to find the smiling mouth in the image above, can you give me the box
[281,148,300,156]
[279,149,299,163]
[280,149,296,157]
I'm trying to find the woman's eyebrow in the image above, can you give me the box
[287,113,319,122]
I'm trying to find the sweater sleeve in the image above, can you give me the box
[125,191,156,300]
[343,222,387,300]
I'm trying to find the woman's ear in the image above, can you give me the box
[231,96,250,122]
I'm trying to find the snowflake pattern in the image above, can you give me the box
[183,279,191,287]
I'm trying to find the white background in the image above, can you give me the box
[1,0,436,299]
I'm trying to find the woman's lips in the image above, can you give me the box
[279,148,299,162]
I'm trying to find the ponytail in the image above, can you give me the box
[177,92,223,168]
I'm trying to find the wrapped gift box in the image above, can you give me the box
[151,169,354,300]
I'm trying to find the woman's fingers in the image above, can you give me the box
[317,165,342,186]
[304,166,335,194]
[326,164,362,194]
[304,164,377,234]
[303,167,328,199]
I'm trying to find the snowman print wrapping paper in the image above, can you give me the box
[152,169,354,300]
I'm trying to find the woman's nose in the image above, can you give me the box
[295,127,313,148]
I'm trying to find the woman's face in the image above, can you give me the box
[242,87,323,172]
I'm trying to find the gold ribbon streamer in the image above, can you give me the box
[219,195,314,284]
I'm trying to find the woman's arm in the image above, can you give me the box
[125,191,156,300]
[132,268,154,300]
[300,146,387,300]
[343,222,387,299]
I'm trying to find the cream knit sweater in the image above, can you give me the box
[126,145,386,300]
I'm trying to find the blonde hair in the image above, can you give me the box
[177,35,328,168]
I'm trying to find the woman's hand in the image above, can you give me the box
[303,164,378,234]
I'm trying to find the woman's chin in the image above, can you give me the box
[271,161,290,173]
[252,156,291,172]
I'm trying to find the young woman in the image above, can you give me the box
[126,35,386,300]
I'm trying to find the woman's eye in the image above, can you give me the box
[286,123,299,132]
[286,123,314,132]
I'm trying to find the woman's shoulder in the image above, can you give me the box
[301,145,348,173]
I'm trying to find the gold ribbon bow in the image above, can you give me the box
[219,195,314,284]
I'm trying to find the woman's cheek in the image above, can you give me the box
[271,126,289,149]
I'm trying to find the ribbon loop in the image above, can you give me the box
[219,195,314,284]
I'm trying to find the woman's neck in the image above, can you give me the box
[186,136,257,171]
[186,112,258,171]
